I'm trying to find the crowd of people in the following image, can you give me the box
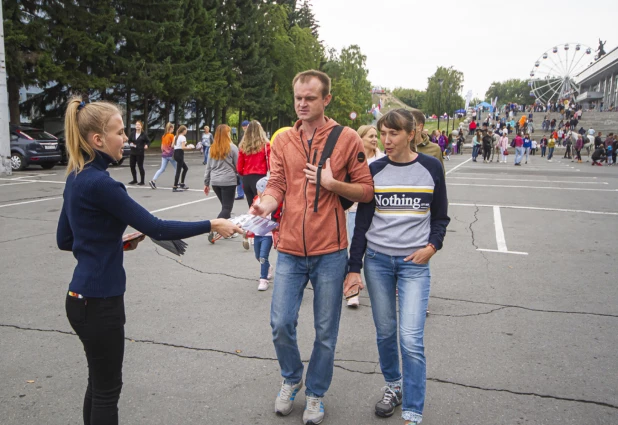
[56,69,451,425]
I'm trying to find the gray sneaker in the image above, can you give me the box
[303,396,324,425]
[275,380,302,416]
[375,385,402,417]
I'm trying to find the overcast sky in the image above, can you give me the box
[312,0,618,100]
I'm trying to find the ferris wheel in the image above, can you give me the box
[528,43,594,103]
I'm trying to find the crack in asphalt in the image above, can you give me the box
[468,206,490,269]
[428,377,618,410]
[2,323,616,410]
[432,296,618,319]
[154,247,256,282]
[430,306,509,317]
[0,214,57,223]
[0,231,55,244]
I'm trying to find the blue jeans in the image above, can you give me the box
[152,157,177,181]
[514,146,524,164]
[548,147,554,160]
[270,249,347,397]
[541,146,546,157]
[203,146,210,164]
[364,247,431,423]
[236,181,244,198]
[254,236,273,279]
[472,145,480,159]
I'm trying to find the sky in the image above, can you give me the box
[312,0,618,100]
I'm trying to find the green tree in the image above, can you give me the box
[485,79,531,105]
[3,0,60,124]
[423,66,464,116]
[322,45,372,127]
[392,88,426,109]
[294,0,319,38]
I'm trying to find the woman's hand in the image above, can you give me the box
[123,232,145,251]
[210,219,243,238]
[343,272,364,298]
[204,185,210,196]
[404,246,435,264]
[144,145,148,150]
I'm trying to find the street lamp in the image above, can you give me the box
[437,79,444,130]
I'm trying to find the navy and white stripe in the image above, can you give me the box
[349,153,449,273]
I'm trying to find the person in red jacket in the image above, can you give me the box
[468,119,477,135]
[237,121,271,207]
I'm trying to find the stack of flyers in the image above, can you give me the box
[230,214,279,236]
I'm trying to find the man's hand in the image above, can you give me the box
[204,185,210,196]
[249,194,278,218]
[343,272,364,298]
[404,246,435,264]
[210,219,243,238]
[144,145,148,150]
[123,232,145,251]
[304,158,335,190]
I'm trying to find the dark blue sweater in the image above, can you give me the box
[57,151,211,297]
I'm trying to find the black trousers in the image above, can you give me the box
[173,150,188,187]
[213,185,236,219]
[66,294,125,425]
[482,145,491,160]
[242,174,267,208]
[129,154,145,183]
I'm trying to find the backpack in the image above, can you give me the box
[313,126,354,213]
[510,139,516,148]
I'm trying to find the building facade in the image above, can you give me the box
[575,46,618,110]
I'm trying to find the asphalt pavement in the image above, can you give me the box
[1,150,617,424]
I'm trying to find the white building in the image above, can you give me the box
[575,46,618,110]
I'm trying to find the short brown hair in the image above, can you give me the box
[377,109,417,134]
[292,70,331,99]
[410,108,425,126]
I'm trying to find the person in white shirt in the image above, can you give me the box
[173,126,191,192]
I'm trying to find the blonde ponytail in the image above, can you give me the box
[64,96,122,175]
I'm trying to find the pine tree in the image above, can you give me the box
[294,0,319,38]
[3,0,60,124]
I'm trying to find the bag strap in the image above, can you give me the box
[313,126,344,213]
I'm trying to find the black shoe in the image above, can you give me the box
[149,180,157,189]
[172,187,182,192]
[375,386,402,418]
[137,182,145,186]
[235,196,244,200]
[179,183,189,190]
[128,180,137,185]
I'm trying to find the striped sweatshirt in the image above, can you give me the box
[348,154,450,273]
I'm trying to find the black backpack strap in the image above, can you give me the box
[313,126,344,213]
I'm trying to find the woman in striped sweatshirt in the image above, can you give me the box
[344,109,450,425]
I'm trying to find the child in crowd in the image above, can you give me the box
[252,177,274,291]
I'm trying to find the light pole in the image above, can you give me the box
[437,79,444,131]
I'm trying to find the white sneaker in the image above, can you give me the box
[258,279,269,291]
[303,396,325,425]
[275,380,303,416]
[267,266,274,280]
[346,295,360,307]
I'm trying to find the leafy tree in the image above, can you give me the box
[392,88,426,109]
[485,79,531,105]
[423,66,464,116]
[3,0,60,124]
[294,0,319,38]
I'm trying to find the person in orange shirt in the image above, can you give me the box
[149,122,177,189]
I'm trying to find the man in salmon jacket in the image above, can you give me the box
[251,69,374,425]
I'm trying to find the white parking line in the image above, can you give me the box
[445,158,472,175]
[0,178,204,192]
[448,183,618,192]
[450,203,618,216]
[12,173,57,180]
[0,181,36,187]
[447,177,608,185]
[150,197,217,214]
[476,206,529,256]
[0,197,62,209]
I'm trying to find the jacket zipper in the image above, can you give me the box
[301,136,312,257]
[334,207,340,246]
[312,149,318,165]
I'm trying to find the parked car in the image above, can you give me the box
[10,125,62,171]
[54,129,131,165]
